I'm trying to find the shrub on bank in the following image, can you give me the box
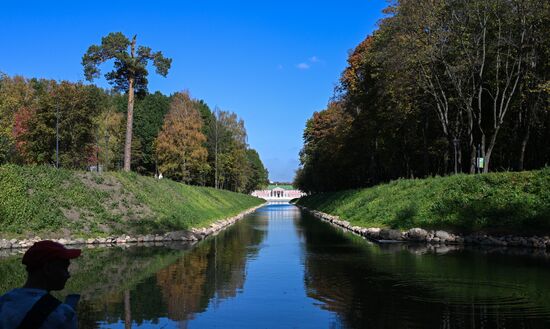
[297,168,550,234]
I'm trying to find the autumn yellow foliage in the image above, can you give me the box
[155,92,208,182]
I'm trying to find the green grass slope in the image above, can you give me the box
[0,164,264,238]
[297,168,550,234]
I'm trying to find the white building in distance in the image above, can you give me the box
[251,184,306,203]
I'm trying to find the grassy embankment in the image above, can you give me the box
[0,164,264,239]
[296,168,550,234]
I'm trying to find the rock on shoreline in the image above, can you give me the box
[298,206,550,250]
[0,204,265,250]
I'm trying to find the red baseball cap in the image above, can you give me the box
[22,240,81,270]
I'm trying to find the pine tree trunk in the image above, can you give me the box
[214,118,219,189]
[123,36,137,172]
[123,78,135,172]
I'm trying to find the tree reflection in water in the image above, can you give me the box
[295,211,550,329]
[63,214,265,328]
[154,221,265,325]
[2,206,550,329]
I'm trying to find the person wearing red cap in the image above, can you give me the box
[0,240,81,329]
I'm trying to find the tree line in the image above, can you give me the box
[0,77,268,193]
[295,0,550,193]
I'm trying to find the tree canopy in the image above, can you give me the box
[82,32,172,172]
[296,0,550,193]
[0,72,268,194]
[155,92,208,183]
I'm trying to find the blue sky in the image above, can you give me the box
[0,0,387,182]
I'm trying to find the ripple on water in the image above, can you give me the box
[393,278,550,319]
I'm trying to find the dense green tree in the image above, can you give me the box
[216,111,249,192]
[208,107,224,189]
[82,32,172,172]
[132,91,170,173]
[245,149,269,193]
[295,102,352,192]
[193,99,215,185]
[9,80,106,168]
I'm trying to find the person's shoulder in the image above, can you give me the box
[0,288,48,329]
[45,303,78,329]
[0,288,17,299]
[0,288,46,303]
[0,288,24,298]
[0,288,16,305]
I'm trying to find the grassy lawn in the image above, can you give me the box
[0,164,263,238]
[297,168,550,234]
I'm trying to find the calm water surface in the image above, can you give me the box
[1,204,550,328]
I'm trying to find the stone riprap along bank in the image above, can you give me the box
[0,204,264,250]
[299,206,550,250]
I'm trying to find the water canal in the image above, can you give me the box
[1,204,550,328]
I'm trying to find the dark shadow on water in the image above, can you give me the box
[297,209,550,329]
